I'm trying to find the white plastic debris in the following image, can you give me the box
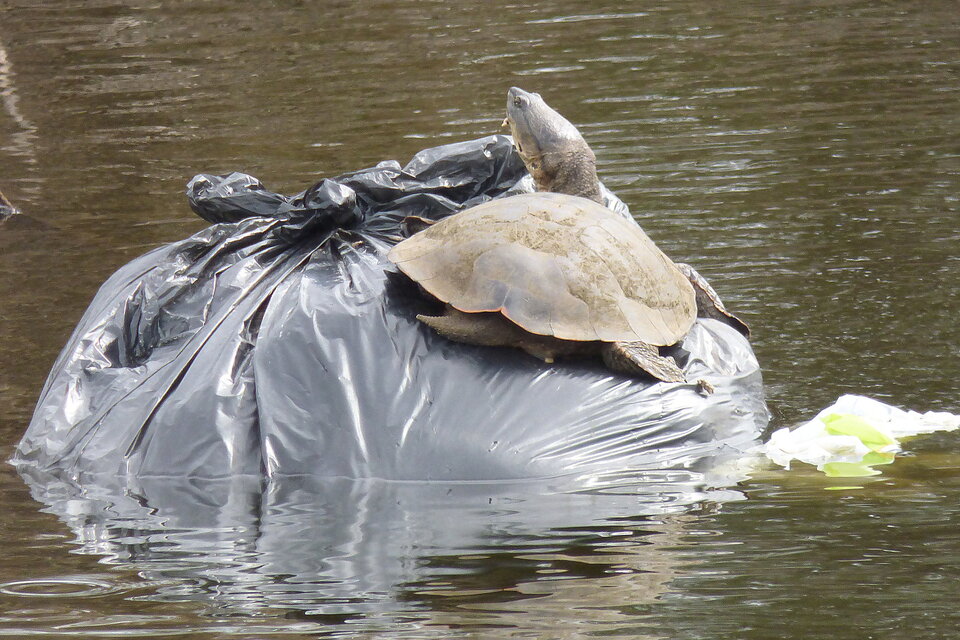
[763,394,960,477]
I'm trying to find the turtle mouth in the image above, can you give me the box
[503,115,523,153]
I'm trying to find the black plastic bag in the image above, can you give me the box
[13,135,767,483]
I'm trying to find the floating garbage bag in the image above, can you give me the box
[12,135,767,483]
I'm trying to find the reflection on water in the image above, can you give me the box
[9,462,747,637]
[1,0,959,637]
[0,35,38,178]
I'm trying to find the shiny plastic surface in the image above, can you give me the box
[13,135,767,482]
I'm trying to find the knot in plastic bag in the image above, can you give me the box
[187,172,290,224]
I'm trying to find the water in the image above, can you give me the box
[1,0,958,637]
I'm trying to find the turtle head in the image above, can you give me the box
[505,87,602,203]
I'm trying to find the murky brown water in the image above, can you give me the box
[1,0,958,637]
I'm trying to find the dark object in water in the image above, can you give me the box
[0,188,19,220]
[12,135,767,482]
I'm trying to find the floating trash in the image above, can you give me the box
[764,394,960,477]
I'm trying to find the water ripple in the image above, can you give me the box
[0,577,117,598]
[525,12,650,25]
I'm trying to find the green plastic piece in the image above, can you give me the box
[861,451,896,466]
[822,462,883,477]
[821,413,897,451]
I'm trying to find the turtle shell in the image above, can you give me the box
[388,192,697,345]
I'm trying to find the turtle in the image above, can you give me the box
[387,87,747,383]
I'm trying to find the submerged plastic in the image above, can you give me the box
[13,135,767,483]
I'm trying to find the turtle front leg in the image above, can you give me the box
[601,341,686,383]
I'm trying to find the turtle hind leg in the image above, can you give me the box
[416,307,523,348]
[417,306,577,363]
[601,341,686,383]
[399,215,435,237]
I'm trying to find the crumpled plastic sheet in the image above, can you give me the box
[12,134,768,484]
[763,394,960,473]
